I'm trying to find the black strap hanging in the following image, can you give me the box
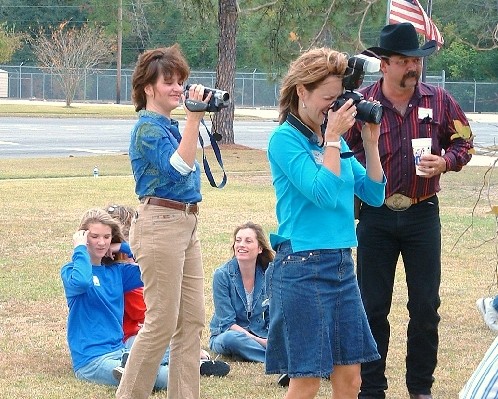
[197,118,227,189]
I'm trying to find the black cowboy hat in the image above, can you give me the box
[363,22,437,58]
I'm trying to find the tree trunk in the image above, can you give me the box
[213,0,238,145]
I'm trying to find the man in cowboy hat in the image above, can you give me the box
[345,22,473,399]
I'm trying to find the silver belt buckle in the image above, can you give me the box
[185,203,198,214]
[385,193,412,211]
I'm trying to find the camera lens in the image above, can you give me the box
[357,100,383,124]
[215,90,229,101]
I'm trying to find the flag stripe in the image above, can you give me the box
[388,0,444,48]
[390,1,425,25]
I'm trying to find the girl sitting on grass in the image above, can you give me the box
[209,222,274,363]
[60,208,169,389]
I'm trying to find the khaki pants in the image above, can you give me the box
[116,203,205,399]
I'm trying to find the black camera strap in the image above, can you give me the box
[286,113,321,145]
[197,118,227,189]
[287,113,354,159]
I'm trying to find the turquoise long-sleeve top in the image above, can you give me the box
[267,120,386,252]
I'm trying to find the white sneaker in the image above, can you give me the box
[476,297,498,332]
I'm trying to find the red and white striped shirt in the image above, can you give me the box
[344,80,473,199]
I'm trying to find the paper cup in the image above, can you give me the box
[411,138,432,176]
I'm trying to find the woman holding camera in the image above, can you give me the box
[265,47,386,399]
[115,45,210,399]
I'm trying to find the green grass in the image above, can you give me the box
[0,102,156,119]
[0,102,266,120]
[0,103,138,118]
[0,151,497,399]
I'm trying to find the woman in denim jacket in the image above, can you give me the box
[209,222,274,363]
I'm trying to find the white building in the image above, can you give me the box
[0,69,8,97]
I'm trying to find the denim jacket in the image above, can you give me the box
[129,110,201,203]
[209,257,269,338]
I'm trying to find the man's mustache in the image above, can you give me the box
[404,71,419,79]
[399,71,420,87]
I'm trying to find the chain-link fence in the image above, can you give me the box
[0,65,496,113]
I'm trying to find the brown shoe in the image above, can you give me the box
[409,394,432,399]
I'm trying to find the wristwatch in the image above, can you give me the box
[324,141,341,149]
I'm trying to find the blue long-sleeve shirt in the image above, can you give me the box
[267,120,386,252]
[209,258,269,339]
[129,110,202,203]
[60,245,143,371]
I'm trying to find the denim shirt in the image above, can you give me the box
[209,257,269,339]
[129,110,202,203]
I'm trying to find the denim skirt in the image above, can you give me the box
[265,240,380,378]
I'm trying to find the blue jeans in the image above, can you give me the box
[209,330,266,363]
[357,197,441,398]
[125,335,171,365]
[74,348,169,390]
[75,348,124,386]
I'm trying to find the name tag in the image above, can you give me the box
[418,107,433,120]
[312,150,323,165]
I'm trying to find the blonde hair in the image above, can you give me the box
[78,208,125,265]
[278,47,348,124]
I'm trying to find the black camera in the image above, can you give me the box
[331,55,383,124]
[184,84,230,113]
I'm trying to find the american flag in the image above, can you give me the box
[389,0,444,48]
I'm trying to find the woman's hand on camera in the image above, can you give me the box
[182,83,212,120]
[360,98,381,146]
[325,99,357,140]
[361,122,381,148]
